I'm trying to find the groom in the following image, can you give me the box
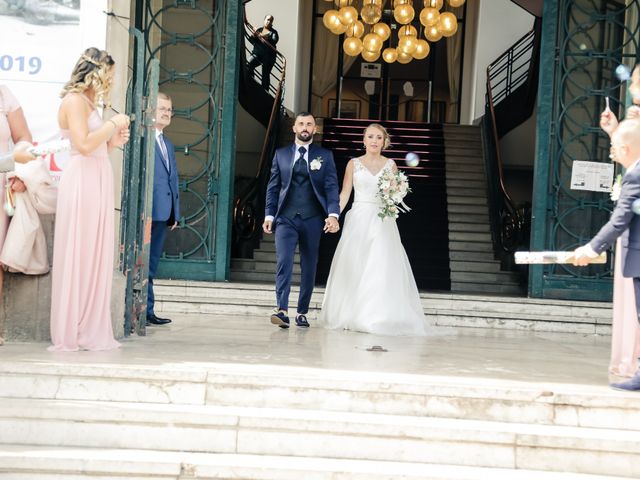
[262,112,340,328]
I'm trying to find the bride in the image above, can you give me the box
[319,123,428,335]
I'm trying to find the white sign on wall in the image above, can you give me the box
[361,62,381,79]
[0,0,107,174]
[570,160,614,193]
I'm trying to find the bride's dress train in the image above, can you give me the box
[319,158,428,336]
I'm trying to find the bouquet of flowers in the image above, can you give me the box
[376,168,412,219]
[611,173,622,202]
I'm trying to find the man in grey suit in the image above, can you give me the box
[574,118,640,391]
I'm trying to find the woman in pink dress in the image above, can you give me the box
[49,48,130,351]
[600,67,640,376]
[0,85,33,345]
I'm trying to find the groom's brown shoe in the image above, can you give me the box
[271,311,290,329]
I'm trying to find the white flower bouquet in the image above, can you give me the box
[376,168,412,219]
[611,174,622,202]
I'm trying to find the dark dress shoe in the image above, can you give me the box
[295,314,310,328]
[147,314,172,325]
[610,372,640,391]
[270,311,290,329]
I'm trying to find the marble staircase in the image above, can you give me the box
[154,280,613,334]
[0,356,638,479]
[443,124,524,295]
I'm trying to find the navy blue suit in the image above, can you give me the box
[590,165,640,317]
[265,143,340,314]
[147,132,181,315]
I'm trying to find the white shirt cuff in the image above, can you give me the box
[264,215,274,222]
[579,244,599,258]
[329,213,339,219]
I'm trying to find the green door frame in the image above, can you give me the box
[143,0,241,282]
[530,0,638,300]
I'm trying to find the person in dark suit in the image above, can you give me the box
[574,118,640,391]
[262,112,340,328]
[147,92,180,326]
[247,14,279,90]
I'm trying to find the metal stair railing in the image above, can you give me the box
[232,1,286,257]
[484,24,539,258]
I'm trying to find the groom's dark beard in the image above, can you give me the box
[296,131,313,143]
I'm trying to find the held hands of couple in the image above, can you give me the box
[324,216,339,234]
[262,217,340,235]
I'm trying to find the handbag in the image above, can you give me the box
[4,183,15,217]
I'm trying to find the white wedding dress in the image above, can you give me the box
[319,158,428,336]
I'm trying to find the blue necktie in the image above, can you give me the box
[158,134,170,172]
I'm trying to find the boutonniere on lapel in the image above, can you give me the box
[309,156,323,171]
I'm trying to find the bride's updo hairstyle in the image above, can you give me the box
[364,123,391,150]
[60,47,115,107]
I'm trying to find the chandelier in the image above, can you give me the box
[322,0,465,64]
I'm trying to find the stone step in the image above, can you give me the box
[446,163,485,173]
[2,398,639,477]
[447,187,487,197]
[449,223,491,233]
[447,179,486,189]
[449,231,493,242]
[253,250,300,262]
[450,261,502,273]
[449,250,497,262]
[448,196,488,206]
[445,149,484,158]
[449,241,495,251]
[154,293,611,329]
[450,271,520,284]
[231,259,302,274]
[448,213,491,224]
[450,282,524,296]
[230,270,301,283]
[445,171,486,181]
[2,355,629,428]
[0,446,628,480]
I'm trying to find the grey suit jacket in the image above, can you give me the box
[590,165,640,277]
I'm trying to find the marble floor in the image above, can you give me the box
[0,313,617,388]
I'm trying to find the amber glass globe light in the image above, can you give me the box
[398,24,417,38]
[438,12,458,36]
[347,20,365,38]
[394,4,415,24]
[334,0,353,7]
[361,4,382,24]
[331,22,349,34]
[423,0,443,8]
[372,22,391,41]
[396,49,413,64]
[362,49,381,62]
[323,9,341,30]
[339,6,358,25]
[382,47,398,63]
[398,35,418,55]
[363,32,383,52]
[394,0,410,6]
[412,39,430,59]
[448,0,466,7]
[424,24,443,42]
[419,7,440,27]
[343,37,364,56]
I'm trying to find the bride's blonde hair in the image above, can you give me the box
[60,47,115,107]
[364,123,391,150]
